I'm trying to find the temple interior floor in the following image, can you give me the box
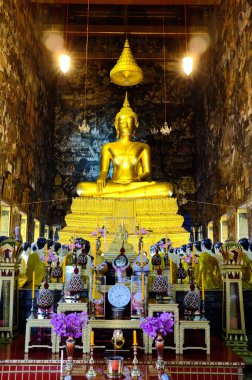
[0,334,251,379]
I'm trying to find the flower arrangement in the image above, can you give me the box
[41,250,57,263]
[183,253,198,266]
[140,311,175,339]
[51,311,89,339]
[92,227,106,237]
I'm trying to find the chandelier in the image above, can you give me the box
[150,126,159,135]
[160,121,171,135]
[79,118,90,134]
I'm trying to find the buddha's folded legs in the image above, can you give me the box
[76,181,173,198]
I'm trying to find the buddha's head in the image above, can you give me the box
[114,93,139,138]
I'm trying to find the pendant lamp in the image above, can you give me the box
[59,2,71,73]
[182,3,193,76]
[110,38,143,87]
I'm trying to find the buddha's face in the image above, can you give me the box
[118,115,136,137]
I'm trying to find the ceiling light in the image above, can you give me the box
[182,56,193,76]
[59,2,71,74]
[182,3,193,76]
[59,54,71,74]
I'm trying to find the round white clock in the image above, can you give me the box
[108,284,131,308]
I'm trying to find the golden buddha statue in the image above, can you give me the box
[76,93,173,198]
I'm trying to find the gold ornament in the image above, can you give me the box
[110,38,143,87]
[111,329,125,349]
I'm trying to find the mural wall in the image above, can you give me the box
[0,0,55,239]
[195,0,252,239]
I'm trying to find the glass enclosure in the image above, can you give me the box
[34,219,40,241]
[207,220,213,241]
[0,203,11,236]
[237,208,248,239]
[220,215,228,242]
[20,213,27,242]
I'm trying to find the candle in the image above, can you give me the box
[72,237,75,253]
[133,330,137,345]
[192,245,195,267]
[202,273,205,300]
[90,330,94,345]
[169,259,173,284]
[93,249,97,266]
[92,271,96,299]
[139,222,142,238]
[60,349,63,374]
[141,272,145,301]
[140,248,143,267]
[62,266,65,283]
[45,247,48,265]
[32,271,35,299]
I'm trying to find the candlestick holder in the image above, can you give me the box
[200,299,207,320]
[60,282,66,303]
[86,344,96,377]
[44,264,51,283]
[28,297,36,319]
[90,300,95,320]
[131,344,141,377]
[141,300,145,318]
[169,283,174,304]
[90,267,97,320]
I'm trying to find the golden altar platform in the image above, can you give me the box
[60,197,189,253]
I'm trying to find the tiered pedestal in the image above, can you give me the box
[59,197,189,253]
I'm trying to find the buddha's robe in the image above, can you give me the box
[194,252,222,289]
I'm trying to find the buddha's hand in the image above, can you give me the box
[96,173,107,193]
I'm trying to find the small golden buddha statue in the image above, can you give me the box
[107,222,134,254]
[76,93,173,198]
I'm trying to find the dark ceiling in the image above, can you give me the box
[31,0,220,63]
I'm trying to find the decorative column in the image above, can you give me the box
[222,261,248,354]
[0,243,21,340]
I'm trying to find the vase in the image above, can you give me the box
[155,332,165,370]
[65,336,75,374]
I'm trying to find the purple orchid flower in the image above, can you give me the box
[51,311,89,339]
[140,312,174,339]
